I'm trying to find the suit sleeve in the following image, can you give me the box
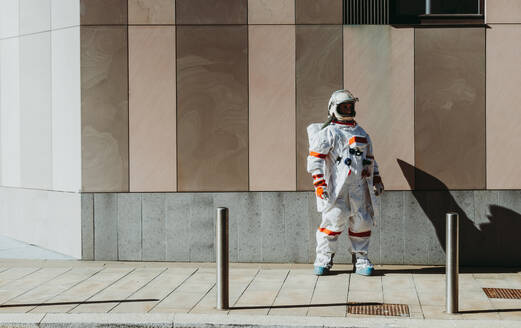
[307,128,333,177]
[366,134,381,182]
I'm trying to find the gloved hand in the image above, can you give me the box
[312,174,329,200]
[373,175,384,196]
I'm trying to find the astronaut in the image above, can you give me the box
[307,89,384,276]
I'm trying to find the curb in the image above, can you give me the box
[0,313,519,328]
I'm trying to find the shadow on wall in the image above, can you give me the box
[397,159,521,266]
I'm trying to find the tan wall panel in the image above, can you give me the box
[176,0,246,25]
[296,0,342,24]
[81,27,128,192]
[80,0,127,25]
[177,26,248,191]
[344,26,414,190]
[249,25,296,191]
[248,0,295,24]
[296,25,343,190]
[487,25,521,189]
[486,0,521,23]
[415,28,485,190]
[129,26,176,192]
[128,0,175,24]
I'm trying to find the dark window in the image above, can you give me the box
[344,0,484,25]
[389,0,483,25]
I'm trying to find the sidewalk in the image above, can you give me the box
[0,259,519,327]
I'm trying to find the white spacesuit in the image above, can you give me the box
[307,89,384,276]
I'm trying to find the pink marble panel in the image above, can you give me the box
[128,0,175,24]
[343,26,414,190]
[486,25,521,189]
[80,0,127,25]
[129,26,176,192]
[415,28,486,190]
[176,0,246,24]
[248,0,295,24]
[296,0,342,24]
[249,25,296,191]
[81,26,128,192]
[177,26,248,191]
[486,0,521,23]
[296,25,343,191]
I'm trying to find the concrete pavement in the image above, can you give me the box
[0,259,519,327]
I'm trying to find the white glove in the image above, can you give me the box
[312,173,329,200]
[373,175,384,196]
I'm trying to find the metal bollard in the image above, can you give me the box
[446,212,459,314]
[216,207,229,310]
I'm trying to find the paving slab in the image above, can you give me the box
[307,273,350,317]
[29,267,134,313]
[70,267,166,313]
[0,267,105,313]
[190,268,259,314]
[230,269,289,316]
[110,267,198,313]
[0,260,516,327]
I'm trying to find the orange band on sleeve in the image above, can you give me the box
[309,151,327,159]
[348,136,367,145]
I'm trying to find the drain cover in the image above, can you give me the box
[348,303,410,317]
[483,288,521,299]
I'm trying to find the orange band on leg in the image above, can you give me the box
[318,227,342,236]
[348,229,371,237]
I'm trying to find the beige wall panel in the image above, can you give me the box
[177,26,248,191]
[487,25,521,189]
[80,0,127,25]
[296,25,343,190]
[415,28,486,190]
[344,26,414,190]
[296,0,342,24]
[249,25,296,191]
[129,26,176,192]
[81,27,128,192]
[176,0,246,24]
[486,0,521,23]
[128,0,175,24]
[248,0,295,24]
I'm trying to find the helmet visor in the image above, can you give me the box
[336,101,356,117]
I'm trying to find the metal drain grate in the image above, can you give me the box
[483,288,521,299]
[348,303,409,317]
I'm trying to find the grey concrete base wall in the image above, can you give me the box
[81,190,521,266]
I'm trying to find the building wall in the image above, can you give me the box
[0,0,82,257]
[82,189,521,266]
[0,0,81,192]
[1,0,520,264]
[78,0,521,194]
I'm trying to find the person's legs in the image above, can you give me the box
[347,181,374,275]
[314,197,349,274]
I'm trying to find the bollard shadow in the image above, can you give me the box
[229,302,380,310]
[0,298,159,308]
[397,159,521,267]
[327,266,521,275]
[458,308,521,314]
